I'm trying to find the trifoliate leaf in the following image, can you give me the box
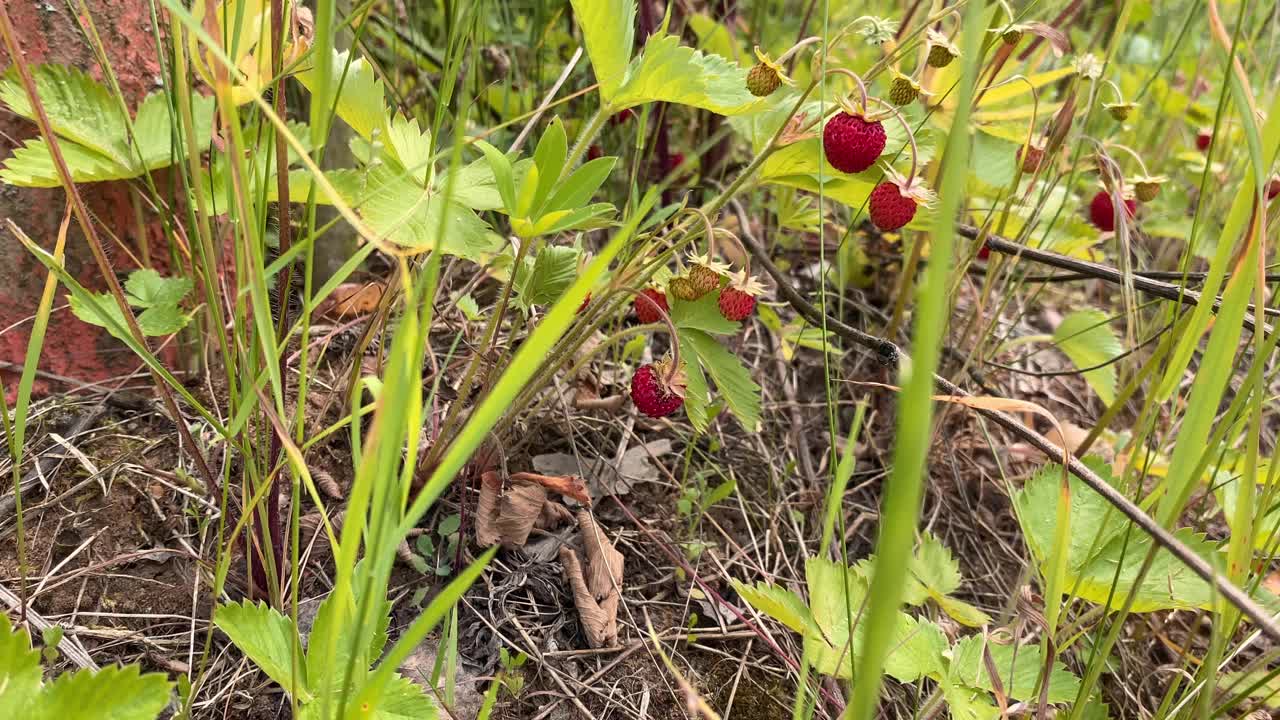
[370,674,439,719]
[681,328,761,431]
[125,269,193,308]
[1053,309,1123,404]
[214,600,309,700]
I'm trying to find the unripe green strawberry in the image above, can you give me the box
[925,29,959,68]
[1105,102,1136,121]
[1001,27,1023,45]
[687,264,724,297]
[928,44,955,67]
[745,46,790,98]
[1131,175,1167,202]
[746,63,781,97]
[888,73,922,106]
[668,277,700,301]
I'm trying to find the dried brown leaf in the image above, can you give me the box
[475,470,502,547]
[495,479,547,547]
[578,510,624,601]
[561,547,619,648]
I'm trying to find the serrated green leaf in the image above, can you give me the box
[681,329,761,431]
[371,675,439,719]
[670,292,738,335]
[0,64,128,163]
[135,304,190,336]
[911,532,962,597]
[455,294,481,321]
[214,600,309,700]
[971,130,1018,189]
[939,680,1001,720]
[385,113,432,178]
[569,0,636,101]
[296,49,387,141]
[949,635,1081,703]
[611,33,762,115]
[1014,461,1223,612]
[134,91,216,171]
[1053,310,1123,404]
[29,663,172,720]
[0,135,130,187]
[731,580,817,636]
[677,334,711,432]
[0,613,42,716]
[324,167,496,260]
[305,588,390,699]
[125,269,192,308]
[515,245,580,309]
[934,595,992,628]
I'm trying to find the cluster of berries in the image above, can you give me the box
[628,251,763,418]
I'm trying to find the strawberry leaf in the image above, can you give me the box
[1053,309,1123,404]
[214,600,310,701]
[670,293,739,335]
[680,329,761,431]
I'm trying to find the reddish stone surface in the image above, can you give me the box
[0,0,166,398]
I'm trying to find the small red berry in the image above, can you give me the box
[1018,144,1045,174]
[718,287,757,321]
[1088,191,1137,232]
[630,363,685,418]
[868,181,918,232]
[610,108,637,126]
[663,152,686,176]
[977,242,991,261]
[1196,130,1212,151]
[634,288,669,324]
[822,112,887,174]
[586,145,603,161]
[577,293,591,314]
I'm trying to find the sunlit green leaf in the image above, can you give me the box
[1053,310,1123,405]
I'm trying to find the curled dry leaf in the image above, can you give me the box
[509,471,592,506]
[315,281,385,319]
[577,510,624,601]
[1025,22,1070,57]
[475,471,503,547]
[495,480,547,548]
[561,546,621,648]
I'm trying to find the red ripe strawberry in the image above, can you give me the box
[868,181,919,231]
[610,108,637,126]
[586,145,603,161]
[718,287,756,321]
[633,288,669,324]
[717,271,764,322]
[664,152,686,176]
[977,242,991,261]
[630,361,685,418]
[1196,129,1212,151]
[1088,190,1137,232]
[1267,177,1280,201]
[823,112,886,174]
